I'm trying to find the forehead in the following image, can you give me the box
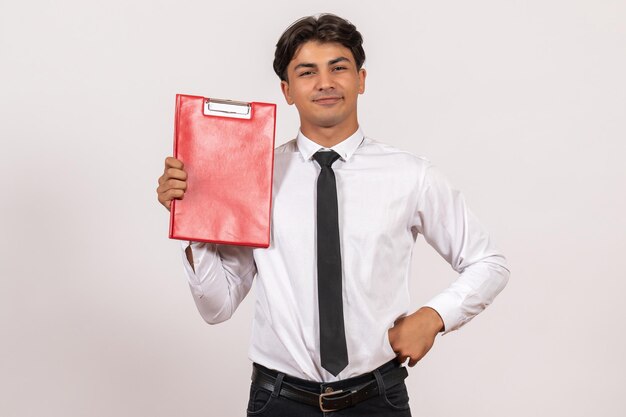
[289,41,355,67]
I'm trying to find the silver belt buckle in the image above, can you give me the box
[319,389,345,412]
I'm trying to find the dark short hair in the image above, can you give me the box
[273,14,366,82]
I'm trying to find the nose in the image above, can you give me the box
[316,71,335,91]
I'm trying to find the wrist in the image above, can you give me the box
[417,306,444,333]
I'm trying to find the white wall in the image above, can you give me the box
[1,1,624,416]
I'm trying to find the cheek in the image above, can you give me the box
[295,91,316,108]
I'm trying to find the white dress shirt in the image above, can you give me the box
[179,128,509,382]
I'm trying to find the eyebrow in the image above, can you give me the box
[293,56,352,71]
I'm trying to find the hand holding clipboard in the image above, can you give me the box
[161,94,276,248]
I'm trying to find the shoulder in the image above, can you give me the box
[274,139,298,154]
[358,136,433,170]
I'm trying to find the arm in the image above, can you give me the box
[181,240,256,324]
[389,162,510,365]
[416,163,510,334]
[157,156,256,324]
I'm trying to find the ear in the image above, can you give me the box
[280,80,294,105]
[358,68,367,95]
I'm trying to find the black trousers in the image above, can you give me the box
[246,359,412,416]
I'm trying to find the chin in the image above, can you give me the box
[314,118,344,129]
[309,112,346,128]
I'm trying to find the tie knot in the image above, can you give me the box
[313,150,341,168]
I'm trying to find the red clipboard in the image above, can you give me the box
[169,94,276,248]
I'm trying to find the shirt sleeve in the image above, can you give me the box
[179,240,256,324]
[412,162,510,334]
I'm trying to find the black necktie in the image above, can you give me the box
[313,150,348,376]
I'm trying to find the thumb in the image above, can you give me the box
[388,325,397,344]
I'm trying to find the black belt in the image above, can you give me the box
[251,361,409,412]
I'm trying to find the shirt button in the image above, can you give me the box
[325,387,334,393]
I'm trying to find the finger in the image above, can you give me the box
[165,156,184,170]
[170,188,185,199]
[158,169,187,187]
[159,188,185,205]
[165,167,188,181]
[158,178,187,193]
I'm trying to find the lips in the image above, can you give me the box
[313,96,343,105]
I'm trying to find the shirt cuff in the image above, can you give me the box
[422,290,470,335]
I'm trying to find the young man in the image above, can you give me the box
[157,14,509,416]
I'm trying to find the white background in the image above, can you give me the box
[1,1,625,416]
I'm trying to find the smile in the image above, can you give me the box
[313,97,343,105]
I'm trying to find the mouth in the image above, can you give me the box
[312,96,343,106]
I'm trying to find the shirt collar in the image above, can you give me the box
[296,127,365,163]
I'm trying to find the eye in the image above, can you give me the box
[299,71,314,77]
[332,66,347,72]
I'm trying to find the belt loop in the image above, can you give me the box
[373,369,385,395]
[272,372,285,398]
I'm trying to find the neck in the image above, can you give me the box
[300,120,359,148]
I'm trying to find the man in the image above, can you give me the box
[157,14,509,416]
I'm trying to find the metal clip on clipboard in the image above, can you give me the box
[203,98,252,119]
